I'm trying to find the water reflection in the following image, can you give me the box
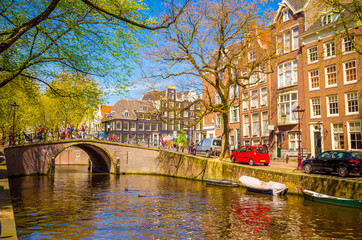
[9,165,362,239]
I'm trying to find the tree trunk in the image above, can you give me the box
[220,112,230,159]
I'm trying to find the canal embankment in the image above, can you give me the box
[0,149,17,240]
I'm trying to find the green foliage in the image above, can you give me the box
[176,129,188,145]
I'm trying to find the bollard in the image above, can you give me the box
[286,154,288,164]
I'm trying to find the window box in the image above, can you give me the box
[261,104,266,107]
[281,114,286,117]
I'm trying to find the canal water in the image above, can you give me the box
[9,165,362,239]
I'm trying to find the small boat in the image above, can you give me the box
[239,176,288,195]
[205,178,239,187]
[301,188,362,208]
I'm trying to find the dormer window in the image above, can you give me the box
[283,9,290,22]
[321,14,332,25]
[123,111,129,117]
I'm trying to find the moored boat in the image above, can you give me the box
[301,188,362,208]
[239,176,288,196]
[205,178,239,187]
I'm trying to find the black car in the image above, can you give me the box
[302,150,362,177]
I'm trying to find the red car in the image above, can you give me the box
[230,145,270,166]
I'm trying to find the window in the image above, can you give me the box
[130,122,136,131]
[325,65,337,87]
[183,111,188,117]
[324,41,335,58]
[216,92,221,104]
[250,72,257,86]
[276,35,283,55]
[284,30,290,53]
[248,51,256,62]
[243,115,249,136]
[116,121,121,130]
[218,71,224,81]
[216,114,221,128]
[230,106,240,123]
[261,111,268,136]
[279,93,298,122]
[346,92,359,114]
[327,95,339,116]
[253,140,260,146]
[242,92,249,110]
[321,14,332,25]
[251,90,258,109]
[152,123,158,131]
[283,9,290,22]
[123,121,129,130]
[311,98,321,118]
[278,60,298,88]
[292,27,299,50]
[343,35,355,52]
[289,132,298,150]
[349,121,362,149]
[252,113,259,136]
[344,60,357,84]
[145,123,151,131]
[138,123,144,131]
[229,85,239,99]
[123,111,129,117]
[260,87,267,107]
[309,69,320,90]
[241,69,248,86]
[308,46,318,63]
[259,64,266,83]
[332,123,344,149]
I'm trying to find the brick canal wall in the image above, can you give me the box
[121,150,362,201]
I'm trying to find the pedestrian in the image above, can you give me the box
[66,124,71,139]
[70,126,74,139]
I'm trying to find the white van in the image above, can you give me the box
[192,138,222,157]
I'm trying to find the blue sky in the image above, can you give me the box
[104,0,280,106]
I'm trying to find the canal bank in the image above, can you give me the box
[153,151,362,200]
[0,149,17,240]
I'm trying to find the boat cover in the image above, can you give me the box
[239,176,287,196]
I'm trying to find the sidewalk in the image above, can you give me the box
[0,149,17,240]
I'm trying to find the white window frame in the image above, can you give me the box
[278,92,298,123]
[324,41,335,59]
[310,98,321,118]
[289,132,298,150]
[284,30,291,53]
[283,9,290,22]
[252,113,259,137]
[343,35,355,53]
[259,64,266,83]
[260,87,267,107]
[278,60,298,88]
[325,65,337,88]
[251,89,258,109]
[345,92,359,115]
[215,92,221,104]
[276,35,283,55]
[347,121,362,150]
[248,51,256,62]
[138,122,144,131]
[309,69,320,91]
[331,122,344,150]
[261,111,268,136]
[242,92,249,110]
[230,106,240,123]
[343,60,357,84]
[327,95,339,117]
[243,114,249,137]
[216,113,222,129]
[321,14,332,25]
[123,121,129,130]
[229,85,239,99]
[292,27,299,50]
[308,46,318,64]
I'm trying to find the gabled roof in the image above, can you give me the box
[108,99,155,120]
[272,0,307,24]
[141,90,165,101]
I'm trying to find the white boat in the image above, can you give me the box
[239,176,288,196]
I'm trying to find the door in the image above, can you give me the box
[314,131,322,157]
[277,134,282,158]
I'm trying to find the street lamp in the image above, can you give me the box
[10,102,19,145]
[292,105,305,170]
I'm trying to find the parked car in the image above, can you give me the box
[192,138,222,157]
[302,150,362,177]
[230,145,270,166]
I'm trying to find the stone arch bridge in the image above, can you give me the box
[4,140,160,177]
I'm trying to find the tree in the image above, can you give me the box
[0,0,190,89]
[309,0,361,54]
[149,0,275,158]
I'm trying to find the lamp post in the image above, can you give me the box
[10,102,19,145]
[292,105,305,170]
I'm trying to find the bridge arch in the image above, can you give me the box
[52,142,115,174]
